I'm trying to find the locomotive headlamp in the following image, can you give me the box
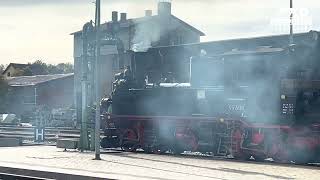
[220,118,225,123]
[107,115,111,120]
[281,95,286,100]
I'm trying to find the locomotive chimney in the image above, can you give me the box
[120,13,127,21]
[145,10,152,17]
[158,0,172,16]
[112,11,118,22]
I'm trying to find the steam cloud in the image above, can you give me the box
[130,34,320,124]
[132,18,161,52]
[131,16,179,52]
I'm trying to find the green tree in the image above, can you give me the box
[29,61,73,75]
[46,63,74,74]
[55,63,74,74]
[30,60,49,75]
[7,60,74,76]
[47,64,62,74]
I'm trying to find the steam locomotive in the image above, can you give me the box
[100,42,320,164]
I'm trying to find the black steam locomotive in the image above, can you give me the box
[100,42,320,163]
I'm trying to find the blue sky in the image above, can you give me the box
[1,0,319,65]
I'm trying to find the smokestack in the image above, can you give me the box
[145,10,152,17]
[120,13,127,21]
[112,11,118,22]
[158,0,172,16]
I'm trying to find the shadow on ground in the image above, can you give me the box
[109,153,295,180]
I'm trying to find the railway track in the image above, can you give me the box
[0,172,51,180]
[1,125,319,167]
[0,125,103,142]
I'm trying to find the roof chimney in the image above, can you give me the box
[158,0,172,16]
[145,10,152,17]
[112,11,118,22]
[120,13,127,21]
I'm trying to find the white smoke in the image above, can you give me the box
[132,18,161,52]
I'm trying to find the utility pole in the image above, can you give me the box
[289,0,294,44]
[94,0,101,160]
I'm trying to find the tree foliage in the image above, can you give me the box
[29,60,49,75]
[47,63,74,74]
[0,60,74,77]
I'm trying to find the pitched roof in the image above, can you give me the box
[7,73,74,87]
[170,15,205,36]
[147,30,319,55]
[71,15,205,36]
[2,63,30,75]
[9,63,29,69]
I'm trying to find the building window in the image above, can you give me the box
[7,72,10,77]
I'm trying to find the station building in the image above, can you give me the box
[71,1,205,120]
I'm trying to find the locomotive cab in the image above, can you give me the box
[281,79,320,125]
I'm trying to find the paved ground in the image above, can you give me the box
[0,146,319,180]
